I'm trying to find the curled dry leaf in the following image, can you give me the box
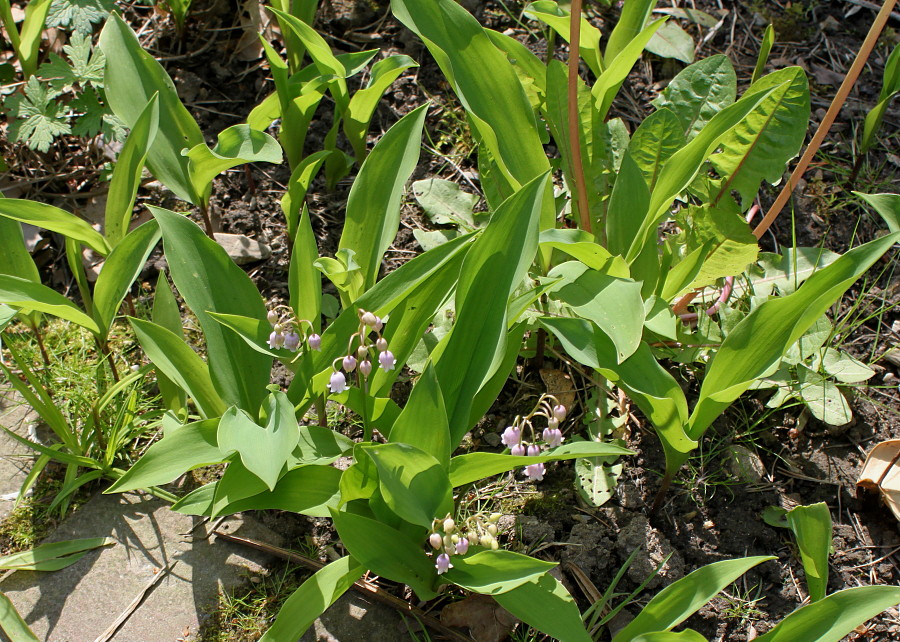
[539,368,576,409]
[440,594,519,642]
[856,439,900,521]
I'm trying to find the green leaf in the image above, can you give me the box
[449,441,633,487]
[392,0,550,198]
[575,454,624,507]
[388,364,451,467]
[106,419,221,493]
[260,557,364,642]
[38,31,106,89]
[338,104,426,291]
[281,151,329,241]
[633,631,707,642]
[0,591,39,642]
[604,0,656,64]
[785,502,831,602]
[628,109,685,190]
[752,24,775,85]
[185,124,283,203]
[330,507,437,600]
[99,13,204,204]
[217,393,300,491]
[47,0,113,33]
[709,67,809,208]
[11,0,53,77]
[613,557,775,641]
[539,228,617,272]
[0,216,40,284]
[540,317,694,458]
[646,21,694,63]
[797,368,852,426]
[345,54,419,159]
[445,550,555,594]
[92,220,161,337]
[549,263,645,363]
[5,75,70,152]
[0,537,114,571]
[104,94,159,246]
[151,271,187,416]
[594,19,665,119]
[754,586,900,642]
[0,275,99,334]
[524,1,603,75]
[412,177,480,229]
[289,204,322,330]
[129,317,226,419]
[652,54,736,139]
[606,152,651,259]
[292,425,353,466]
[0,198,109,256]
[855,192,900,234]
[218,465,342,518]
[361,443,453,528]
[494,572,591,642]
[744,247,841,299]
[153,207,272,413]
[434,174,548,444]
[687,233,900,456]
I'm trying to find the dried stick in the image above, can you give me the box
[568,0,592,233]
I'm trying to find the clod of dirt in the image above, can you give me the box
[515,515,555,548]
[440,595,519,642]
[725,445,767,484]
[615,515,685,589]
[561,521,613,578]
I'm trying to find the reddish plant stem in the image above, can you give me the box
[32,323,50,369]
[568,0,592,234]
[752,0,898,240]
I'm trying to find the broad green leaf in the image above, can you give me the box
[92,220,161,337]
[821,349,875,384]
[445,550,555,595]
[129,317,226,418]
[678,201,759,291]
[494,572,591,642]
[0,217,39,284]
[412,177,480,229]
[361,443,453,528]
[646,21,694,63]
[449,441,633,487]
[104,93,159,246]
[218,393,300,491]
[628,109,684,190]
[345,54,419,159]
[260,557,364,642]
[605,0,656,64]
[338,105,426,291]
[688,233,900,446]
[612,556,775,641]
[860,43,900,154]
[524,1,603,75]
[151,271,187,416]
[153,207,272,413]
[185,124,283,203]
[633,631,707,642]
[0,199,109,255]
[549,263,645,363]
[709,67,809,208]
[0,275,99,334]
[99,13,204,204]
[266,0,319,74]
[785,502,831,602]
[652,54,736,139]
[628,80,787,262]
[539,228,618,272]
[606,152,651,259]
[575,454,624,507]
[0,591,39,642]
[391,0,550,198]
[218,465,342,517]
[106,419,221,493]
[13,0,53,78]
[743,247,841,299]
[855,192,900,234]
[754,586,900,642]
[289,207,322,330]
[389,364,452,467]
[330,508,437,600]
[797,368,852,426]
[594,19,665,119]
[435,174,548,444]
[540,317,694,458]
[292,425,353,466]
[0,537,113,571]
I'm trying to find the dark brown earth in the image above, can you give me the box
[2,0,900,640]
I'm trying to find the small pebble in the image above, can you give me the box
[702,520,715,530]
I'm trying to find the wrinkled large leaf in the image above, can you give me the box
[628,108,685,190]
[652,54,736,139]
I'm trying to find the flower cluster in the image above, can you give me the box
[327,309,395,394]
[500,395,567,482]
[427,512,503,575]
[265,306,320,353]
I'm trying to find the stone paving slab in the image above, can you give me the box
[0,491,283,642]
[0,387,39,521]
[300,592,407,642]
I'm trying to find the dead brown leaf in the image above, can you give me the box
[856,439,900,521]
[539,368,576,409]
[440,595,519,642]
